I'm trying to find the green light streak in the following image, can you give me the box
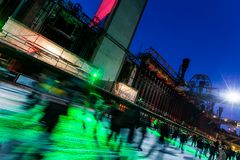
[0,104,209,160]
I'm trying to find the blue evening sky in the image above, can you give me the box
[74,0,240,120]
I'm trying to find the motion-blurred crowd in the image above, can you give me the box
[0,69,240,160]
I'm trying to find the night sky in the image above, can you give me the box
[74,0,240,121]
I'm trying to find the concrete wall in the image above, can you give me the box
[107,0,147,48]
[92,0,147,81]
[92,38,125,81]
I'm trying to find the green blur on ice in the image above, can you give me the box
[0,103,209,160]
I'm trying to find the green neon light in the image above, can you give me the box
[93,73,98,77]
[0,104,210,160]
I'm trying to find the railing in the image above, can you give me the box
[0,18,99,81]
[60,1,102,33]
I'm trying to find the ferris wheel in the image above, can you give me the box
[188,74,216,113]
[189,74,212,95]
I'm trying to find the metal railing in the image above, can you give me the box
[59,0,102,33]
[0,28,98,81]
[142,47,179,80]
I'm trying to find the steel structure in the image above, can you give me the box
[189,74,212,95]
[188,74,216,112]
[140,47,179,80]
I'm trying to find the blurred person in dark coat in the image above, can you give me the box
[208,142,216,160]
[179,131,188,153]
[195,137,204,159]
[137,115,151,151]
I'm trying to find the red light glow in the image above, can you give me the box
[93,0,118,24]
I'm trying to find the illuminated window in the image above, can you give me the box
[119,104,127,111]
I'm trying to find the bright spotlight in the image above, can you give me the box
[222,90,240,104]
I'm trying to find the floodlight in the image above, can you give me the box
[222,90,240,104]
